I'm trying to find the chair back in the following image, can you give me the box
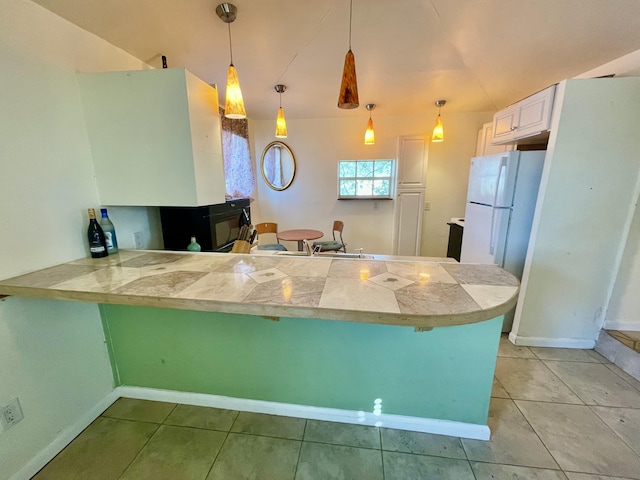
[256,222,279,235]
[332,221,344,242]
[255,222,282,247]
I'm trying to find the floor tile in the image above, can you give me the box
[461,398,559,469]
[516,400,640,478]
[120,424,226,480]
[383,451,475,480]
[295,442,383,480]
[32,417,158,480]
[619,330,640,342]
[471,462,568,479]
[304,420,380,449]
[380,428,466,459]
[607,330,637,349]
[230,412,306,440]
[207,433,300,480]
[494,357,583,403]
[164,404,239,431]
[492,376,510,398]
[591,406,640,456]
[101,397,176,423]
[498,335,536,358]
[529,347,606,363]
[565,473,634,480]
[605,363,640,392]
[544,361,640,407]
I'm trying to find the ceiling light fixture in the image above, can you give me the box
[216,3,246,119]
[432,100,446,142]
[337,0,359,109]
[274,84,288,138]
[364,104,376,145]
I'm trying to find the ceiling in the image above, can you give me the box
[32,0,640,120]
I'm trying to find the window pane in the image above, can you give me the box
[356,179,373,196]
[339,161,356,178]
[374,160,392,177]
[356,161,374,177]
[340,180,356,196]
[373,179,390,196]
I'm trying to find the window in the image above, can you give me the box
[338,160,394,199]
[220,108,255,199]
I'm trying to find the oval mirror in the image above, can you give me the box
[260,141,296,191]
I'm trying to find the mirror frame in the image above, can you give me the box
[260,141,296,191]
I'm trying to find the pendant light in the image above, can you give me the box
[216,3,246,119]
[274,84,288,138]
[432,100,446,142]
[337,0,359,109]
[364,104,376,145]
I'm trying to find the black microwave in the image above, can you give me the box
[159,199,251,252]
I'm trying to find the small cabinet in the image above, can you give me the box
[78,68,226,206]
[476,122,515,156]
[396,135,428,189]
[491,85,556,145]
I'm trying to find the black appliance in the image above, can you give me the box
[160,199,251,252]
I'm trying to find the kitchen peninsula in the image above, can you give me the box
[0,250,519,439]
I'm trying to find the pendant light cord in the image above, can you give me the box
[227,22,234,66]
[348,0,353,50]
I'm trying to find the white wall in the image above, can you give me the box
[249,112,492,256]
[0,1,151,478]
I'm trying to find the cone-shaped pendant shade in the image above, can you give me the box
[275,107,287,138]
[224,64,246,119]
[432,114,444,142]
[338,49,359,109]
[364,117,375,145]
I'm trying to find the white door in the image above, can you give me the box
[393,190,424,256]
[460,203,511,265]
[467,152,519,207]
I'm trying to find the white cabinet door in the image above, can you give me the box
[397,135,428,189]
[476,122,515,156]
[393,190,424,256]
[491,85,556,145]
[78,68,226,207]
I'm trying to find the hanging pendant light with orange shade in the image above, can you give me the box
[338,0,359,109]
[274,84,288,138]
[432,100,446,142]
[217,3,246,119]
[364,104,376,145]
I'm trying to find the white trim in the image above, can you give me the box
[508,332,595,349]
[603,320,640,331]
[115,386,491,441]
[10,390,119,480]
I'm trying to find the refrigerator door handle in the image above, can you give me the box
[492,156,508,208]
[489,207,497,255]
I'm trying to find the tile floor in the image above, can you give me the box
[607,330,640,354]
[33,335,640,479]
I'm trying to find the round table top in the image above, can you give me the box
[277,229,323,241]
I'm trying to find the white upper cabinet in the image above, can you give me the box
[476,122,515,156]
[77,68,226,206]
[491,85,556,145]
[396,135,428,189]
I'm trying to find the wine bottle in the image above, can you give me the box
[87,208,108,258]
[187,236,201,252]
[100,208,119,254]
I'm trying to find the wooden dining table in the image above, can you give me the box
[276,229,323,251]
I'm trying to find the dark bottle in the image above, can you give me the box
[87,208,108,258]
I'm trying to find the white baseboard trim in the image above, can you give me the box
[115,386,491,441]
[508,332,596,349]
[10,390,119,480]
[603,320,640,331]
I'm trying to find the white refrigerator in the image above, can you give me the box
[460,150,545,331]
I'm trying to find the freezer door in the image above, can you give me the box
[460,202,511,266]
[466,152,520,207]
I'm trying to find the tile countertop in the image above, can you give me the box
[0,250,519,329]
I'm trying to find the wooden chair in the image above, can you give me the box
[255,222,287,251]
[313,220,346,253]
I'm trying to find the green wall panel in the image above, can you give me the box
[100,304,502,425]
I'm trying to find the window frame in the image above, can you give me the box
[337,159,395,200]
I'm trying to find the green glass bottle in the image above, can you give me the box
[187,236,201,252]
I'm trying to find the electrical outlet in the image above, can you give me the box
[373,201,379,210]
[133,231,144,249]
[424,201,431,211]
[1,397,24,431]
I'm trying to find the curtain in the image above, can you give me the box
[220,108,255,199]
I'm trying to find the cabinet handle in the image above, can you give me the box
[510,126,518,131]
